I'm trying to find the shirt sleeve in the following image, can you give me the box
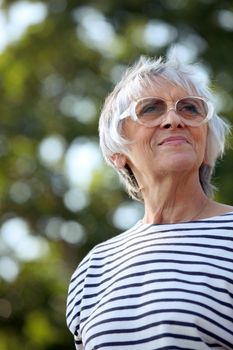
[74,334,84,350]
[66,251,92,349]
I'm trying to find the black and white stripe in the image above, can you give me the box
[67,213,233,350]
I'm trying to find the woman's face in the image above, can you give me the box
[115,80,208,186]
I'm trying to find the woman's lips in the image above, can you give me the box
[158,136,189,145]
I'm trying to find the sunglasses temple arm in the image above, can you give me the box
[206,101,214,121]
[119,108,130,121]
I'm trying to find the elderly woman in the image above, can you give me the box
[66,55,233,350]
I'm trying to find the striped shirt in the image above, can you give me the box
[66,212,233,350]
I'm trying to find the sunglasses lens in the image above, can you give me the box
[135,98,166,124]
[176,97,208,124]
[134,97,209,126]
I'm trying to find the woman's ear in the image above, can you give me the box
[110,153,127,169]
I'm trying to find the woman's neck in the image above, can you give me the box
[141,173,211,224]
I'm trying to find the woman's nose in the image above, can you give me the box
[160,109,185,129]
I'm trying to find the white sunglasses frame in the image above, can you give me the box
[119,96,214,127]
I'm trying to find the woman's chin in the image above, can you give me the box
[157,153,198,174]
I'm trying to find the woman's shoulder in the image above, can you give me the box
[215,203,233,213]
[199,201,233,221]
[70,220,144,277]
[93,220,144,251]
[66,220,145,332]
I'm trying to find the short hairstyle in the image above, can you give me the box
[99,55,230,201]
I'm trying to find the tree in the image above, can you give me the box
[0,0,232,349]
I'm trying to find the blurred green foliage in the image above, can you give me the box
[0,0,233,349]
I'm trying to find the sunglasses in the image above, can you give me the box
[119,96,214,127]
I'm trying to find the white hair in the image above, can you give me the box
[99,55,230,201]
